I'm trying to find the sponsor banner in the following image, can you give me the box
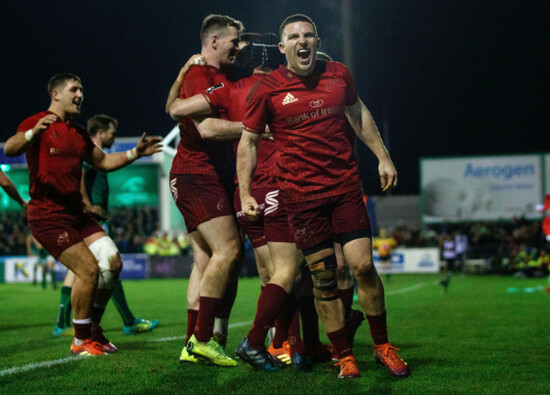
[3,254,147,283]
[120,254,148,280]
[149,254,193,278]
[4,256,40,283]
[374,248,439,273]
[421,155,543,223]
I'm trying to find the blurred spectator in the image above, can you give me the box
[1,206,547,280]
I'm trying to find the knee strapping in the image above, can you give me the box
[308,254,339,301]
[88,236,120,290]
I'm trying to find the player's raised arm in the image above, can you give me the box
[345,98,398,192]
[236,129,261,221]
[165,54,206,114]
[87,132,162,172]
[3,114,57,157]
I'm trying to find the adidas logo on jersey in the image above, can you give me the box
[282,93,298,105]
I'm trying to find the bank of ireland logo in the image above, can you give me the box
[309,99,323,108]
[282,92,298,105]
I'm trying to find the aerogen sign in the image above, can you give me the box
[421,154,544,223]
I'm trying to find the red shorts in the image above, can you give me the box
[170,173,235,232]
[234,187,294,248]
[284,188,371,250]
[28,213,104,258]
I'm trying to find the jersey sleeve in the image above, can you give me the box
[181,66,215,97]
[204,82,230,114]
[338,63,358,106]
[17,114,42,132]
[241,82,270,134]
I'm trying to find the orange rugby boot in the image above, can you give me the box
[70,339,106,356]
[267,340,292,365]
[374,343,410,377]
[91,325,119,354]
[334,355,360,379]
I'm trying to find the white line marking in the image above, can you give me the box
[0,356,83,377]
[0,321,253,377]
[1,281,423,378]
[386,282,425,295]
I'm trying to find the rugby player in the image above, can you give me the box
[4,73,162,356]
[53,114,159,339]
[170,34,315,371]
[237,14,410,378]
[165,14,244,367]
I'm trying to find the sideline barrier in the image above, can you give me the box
[374,247,440,273]
[2,254,152,283]
[2,247,440,282]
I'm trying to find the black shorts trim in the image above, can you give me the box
[336,228,372,247]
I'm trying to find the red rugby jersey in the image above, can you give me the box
[242,61,361,203]
[170,65,231,176]
[17,111,95,220]
[203,73,278,189]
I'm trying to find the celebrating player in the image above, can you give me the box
[4,73,162,356]
[166,14,244,367]
[53,114,159,338]
[237,14,410,378]
[170,34,316,371]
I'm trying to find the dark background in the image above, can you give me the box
[1,0,548,194]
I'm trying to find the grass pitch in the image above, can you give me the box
[1,274,549,394]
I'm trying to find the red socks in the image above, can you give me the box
[366,311,388,345]
[195,297,220,342]
[186,309,198,345]
[248,283,288,349]
[327,327,353,359]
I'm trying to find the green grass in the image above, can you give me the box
[1,274,549,394]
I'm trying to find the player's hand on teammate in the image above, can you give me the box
[33,114,57,135]
[241,195,261,222]
[378,158,398,192]
[177,54,206,83]
[135,132,163,157]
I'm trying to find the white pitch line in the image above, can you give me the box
[0,356,83,377]
[0,321,253,377]
[386,282,425,295]
[150,321,252,343]
[1,281,424,378]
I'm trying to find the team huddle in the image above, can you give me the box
[4,13,409,379]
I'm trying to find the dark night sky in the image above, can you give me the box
[1,1,548,195]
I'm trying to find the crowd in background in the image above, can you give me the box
[387,217,548,276]
[2,209,548,277]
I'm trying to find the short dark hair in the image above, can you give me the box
[279,14,317,38]
[47,73,81,98]
[87,114,118,136]
[200,14,244,45]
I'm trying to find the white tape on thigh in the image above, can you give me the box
[88,236,119,289]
